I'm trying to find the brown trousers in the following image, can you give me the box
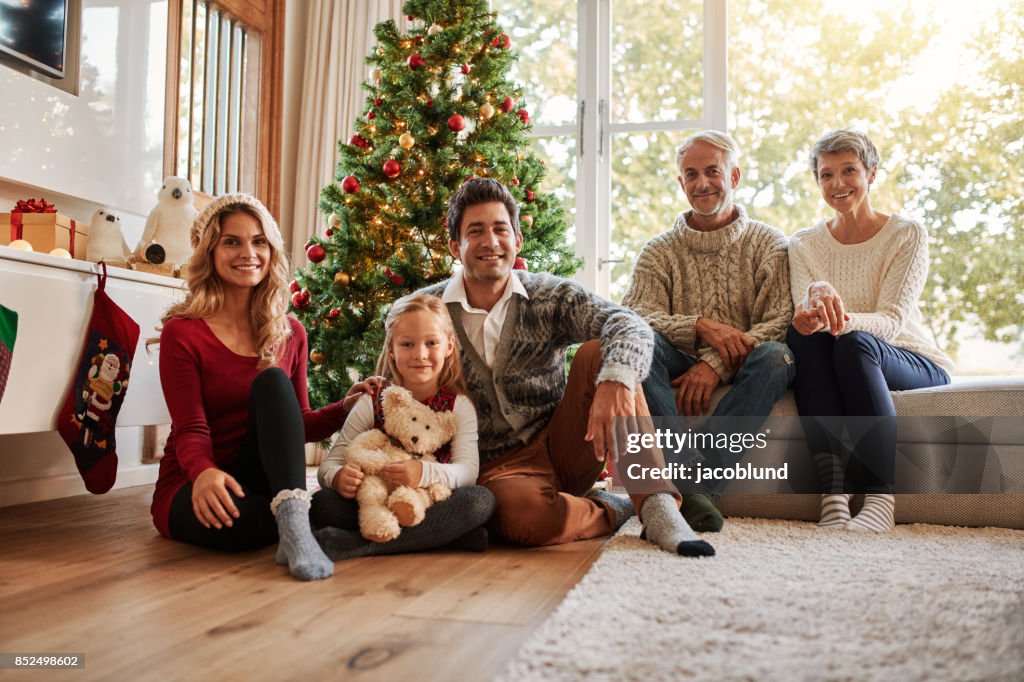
[478,340,680,546]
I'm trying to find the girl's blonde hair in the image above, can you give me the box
[375,293,468,396]
[148,194,292,368]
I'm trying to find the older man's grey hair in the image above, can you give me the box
[809,129,880,180]
[675,131,741,174]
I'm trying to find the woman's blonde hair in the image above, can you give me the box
[148,194,292,368]
[375,293,468,396]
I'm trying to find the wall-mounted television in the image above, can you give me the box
[0,0,69,79]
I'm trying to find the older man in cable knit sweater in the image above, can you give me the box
[418,178,715,557]
[622,131,795,532]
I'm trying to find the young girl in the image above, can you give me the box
[311,293,495,560]
[150,193,374,581]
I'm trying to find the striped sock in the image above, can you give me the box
[817,493,852,528]
[847,494,895,533]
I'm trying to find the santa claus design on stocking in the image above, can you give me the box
[73,345,129,449]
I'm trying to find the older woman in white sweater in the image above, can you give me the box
[787,129,954,532]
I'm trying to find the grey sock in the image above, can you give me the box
[640,493,715,557]
[317,486,496,561]
[587,489,634,532]
[272,492,334,581]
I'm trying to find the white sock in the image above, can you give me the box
[817,493,852,528]
[847,494,895,533]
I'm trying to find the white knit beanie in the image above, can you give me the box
[190,193,283,249]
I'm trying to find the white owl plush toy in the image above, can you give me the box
[85,209,131,263]
[133,176,198,267]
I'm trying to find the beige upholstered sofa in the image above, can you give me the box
[715,376,1024,529]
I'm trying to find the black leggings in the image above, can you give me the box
[168,368,308,551]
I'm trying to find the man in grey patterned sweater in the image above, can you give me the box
[623,131,796,532]
[419,178,714,557]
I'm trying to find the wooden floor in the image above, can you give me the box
[0,485,605,681]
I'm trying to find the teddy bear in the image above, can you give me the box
[344,385,457,543]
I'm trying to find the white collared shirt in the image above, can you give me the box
[442,270,529,368]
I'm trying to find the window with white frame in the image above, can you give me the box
[493,0,726,299]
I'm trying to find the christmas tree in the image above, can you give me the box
[292,0,582,407]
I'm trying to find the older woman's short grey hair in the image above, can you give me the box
[676,130,741,174]
[809,129,880,180]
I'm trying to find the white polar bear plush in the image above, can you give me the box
[133,176,197,267]
[345,385,456,543]
[85,209,131,263]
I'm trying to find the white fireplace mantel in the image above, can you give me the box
[0,248,187,435]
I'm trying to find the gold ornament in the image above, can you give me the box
[377,48,385,56]
[334,271,351,286]
[522,214,534,228]
[399,131,415,149]
[310,350,326,364]
[478,102,495,120]
[370,68,382,82]
[328,212,341,227]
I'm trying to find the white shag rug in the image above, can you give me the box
[500,518,1024,682]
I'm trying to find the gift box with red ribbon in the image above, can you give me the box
[1,198,89,259]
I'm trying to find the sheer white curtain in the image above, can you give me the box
[289,1,405,464]
[288,0,407,267]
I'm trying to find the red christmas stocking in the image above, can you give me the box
[0,304,16,406]
[57,263,140,494]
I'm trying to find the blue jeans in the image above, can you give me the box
[785,327,950,494]
[642,333,796,495]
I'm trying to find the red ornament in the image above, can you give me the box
[518,109,531,125]
[306,244,326,263]
[447,114,466,132]
[325,228,333,238]
[425,98,434,107]
[492,34,511,49]
[328,308,341,319]
[500,96,515,113]
[291,290,311,308]
[525,189,535,201]
[407,53,426,69]
[368,111,376,120]
[510,177,520,186]
[383,159,401,179]
[304,239,314,251]
[349,134,368,148]
[513,256,528,271]
[385,267,405,285]
[407,14,414,20]
[374,97,382,106]
[342,175,361,194]
[289,279,300,293]
[461,64,470,74]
